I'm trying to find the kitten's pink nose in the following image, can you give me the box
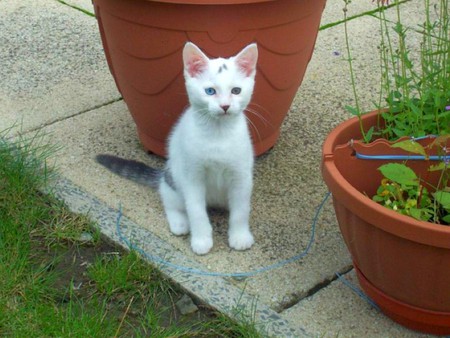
[221,105,230,113]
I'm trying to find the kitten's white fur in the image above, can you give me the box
[160,42,258,255]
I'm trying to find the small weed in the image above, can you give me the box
[38,205,101,247]
[87,250,169,297]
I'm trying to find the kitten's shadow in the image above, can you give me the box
[207,207,228,235]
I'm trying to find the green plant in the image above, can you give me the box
[343,0,450,224]
[377,0,450,139]
[345,0,450,139]
[372,137,450,224]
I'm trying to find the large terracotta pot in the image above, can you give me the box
[93,0,326,157]
[321,110,450,335]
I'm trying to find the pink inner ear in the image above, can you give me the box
[237,57,256,77]
[186,55,207,77]
[235,44,258,77]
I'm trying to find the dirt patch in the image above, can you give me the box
[29,235,217,336]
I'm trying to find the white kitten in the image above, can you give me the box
[97,42,258,255]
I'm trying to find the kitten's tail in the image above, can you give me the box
[96,154,161,189]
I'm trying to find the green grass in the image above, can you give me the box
[0,130,265,337]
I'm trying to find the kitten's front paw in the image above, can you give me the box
[169,220,190,236]
[191,236,213,255]
[167,211,190,236]
[229,230,254,251]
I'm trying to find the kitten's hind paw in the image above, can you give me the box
[229,230,254,251]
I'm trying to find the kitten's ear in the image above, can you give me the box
[235,43,258,77]
[183,42,209,78]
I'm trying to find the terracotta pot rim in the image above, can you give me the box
[322,110,378,157]
[142,0,274,5]
[322,110,450,248]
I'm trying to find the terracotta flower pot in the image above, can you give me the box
[321,110,450,335]
[93,0,326,157]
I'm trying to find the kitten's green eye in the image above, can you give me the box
[231,87,241,95]
[205,88,216,95]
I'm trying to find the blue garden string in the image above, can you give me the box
[335,272,380,311]
[356,153,448,161]
[354,134,449,161]
[115,193,387,313]
[115,192,331,278]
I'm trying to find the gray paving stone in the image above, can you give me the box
[0,0,119,134]
[283,270,436,337]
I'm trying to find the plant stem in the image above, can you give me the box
[343,0,367,141]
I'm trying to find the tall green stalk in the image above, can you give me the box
[343,0,369,141]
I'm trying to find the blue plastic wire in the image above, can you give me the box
[355,134,449,161]
[115,192,331,278]
[335,272,380,311]
[355,153,448,161]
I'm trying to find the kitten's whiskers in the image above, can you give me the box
[244,115,262,143]
[245,104,274,128]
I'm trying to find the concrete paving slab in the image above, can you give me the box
[0,0,119,134]
[321,0,428,30]
[320,0,385,28]
[39,99,353,312]
[283,269,435,337]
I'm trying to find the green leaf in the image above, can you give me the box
[391,140,427,157]
[429,162,446,171]
[392,127,408,138]
[434,191,450,209]
[345,105,361,116]
[442,215,450,223]
[410,208,426,221]
[378,163,419,186]
[373,195,385,203]
[365,126,375,142]
[409,102,421,115]
[409,208,422,221]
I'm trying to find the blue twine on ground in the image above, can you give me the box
[335,272,380,311]
[116,192,387,313]
[115,192,331,278]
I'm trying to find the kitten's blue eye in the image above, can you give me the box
[205,88,216,95]
[231,87,241,95]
